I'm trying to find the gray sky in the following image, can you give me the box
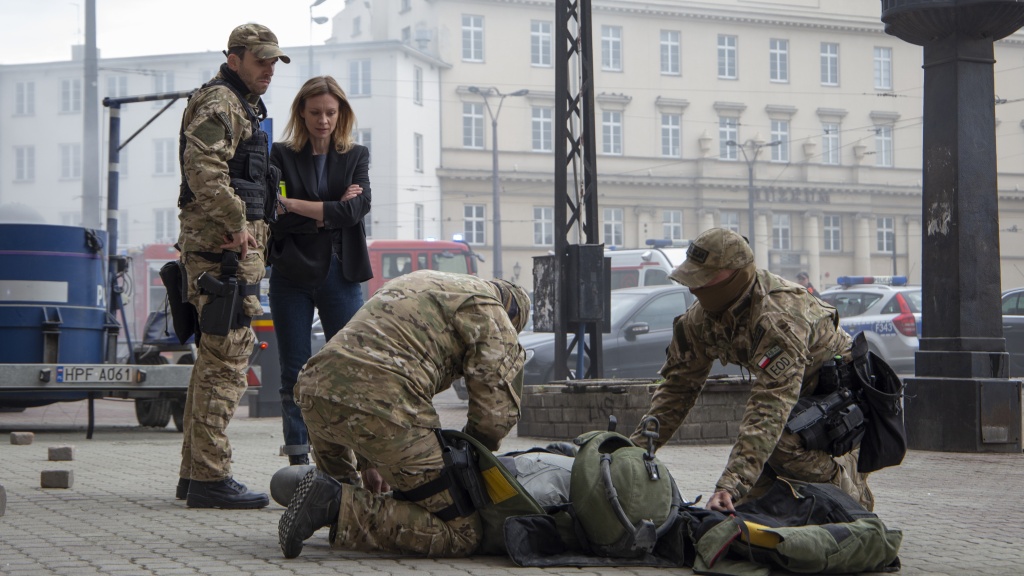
[0,0,340,65]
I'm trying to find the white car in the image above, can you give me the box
[819,276,922,373]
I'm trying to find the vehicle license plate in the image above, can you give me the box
[56,365,136,384]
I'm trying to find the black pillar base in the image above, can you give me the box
[904,377,1021,452]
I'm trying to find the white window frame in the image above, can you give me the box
[355,129,371,159]
[875,125,893,167]
[719,117,738,160]
[770,120,790,163]
[721,211,740,233]
[717,34,737,79]
[769,38,789,83]
[462,15,484,62]
[663,210,683,242]
[534,206,554,246]
[415,204,424,240]
[464,204,486,245]
[822,123,841,165]
[463,103,484,149]
[61,78,82,113]
[602,111,622,155]
[154,207,178,243]
[14,145,35,182]
[824,215,842,252]
[661,113,681,158]
[660,30,680,75]
[532,107,553,152]
[531,21,552,67]
[772,213,792,251]
[59,143,82,179]
[152,72,173,107]
[414,133,423,172]
[604,207,624,247]
[601,25,622,71]
[154,139,176,175]
[874,47,893,90]
[877,217,895,252]
[821,42,839,86]
[350,60,371,96]
[16,81,35,116]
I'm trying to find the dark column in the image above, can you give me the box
[882,0,1024,452]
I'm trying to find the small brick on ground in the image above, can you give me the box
[10,431,34,445]
[48,446,75,461]
[0,483,6,516]
[41,470,74,489]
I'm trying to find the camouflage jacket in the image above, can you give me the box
[297,270,526,453]
[177,72,269,253]
[635,269,853,499]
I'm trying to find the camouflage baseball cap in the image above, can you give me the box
[490,279,532,333]
[669,228,754,288]
[228,23,291,63]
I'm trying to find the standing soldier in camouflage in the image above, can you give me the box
[630,228,875,514]
[175,23,289,509]
[277,270,530,558]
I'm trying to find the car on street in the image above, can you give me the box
[818,276,921,373]
[519,284,741,385]
[1002,287,1024,377]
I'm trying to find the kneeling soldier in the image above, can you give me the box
[278,270,530,558]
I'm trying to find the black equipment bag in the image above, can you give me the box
[855,351,907,473]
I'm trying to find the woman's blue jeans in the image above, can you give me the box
[269,255,363,463]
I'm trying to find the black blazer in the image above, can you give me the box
[268,141,373,285]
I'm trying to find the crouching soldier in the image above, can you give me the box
[632,228,905,515]
[278,270,530,558]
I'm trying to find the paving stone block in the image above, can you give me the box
[10,431,34,445]
[48,446,75,461]
[41,470,74,489]
[0,483,6,516]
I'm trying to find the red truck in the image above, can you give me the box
[363,239,481,298]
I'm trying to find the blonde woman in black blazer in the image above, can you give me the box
[268,76,371,470]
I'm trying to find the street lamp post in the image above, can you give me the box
[727,139,780,242]
[309,0,329,76]
[468,85,529,279]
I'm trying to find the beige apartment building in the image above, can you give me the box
[330,0,1024,291]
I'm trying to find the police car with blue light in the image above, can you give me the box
[819,276,921,374]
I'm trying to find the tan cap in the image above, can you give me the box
[228,23,291,63]
[669,228,754,288]
[490,279,532,333]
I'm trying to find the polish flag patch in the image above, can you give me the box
[758,345,782,369]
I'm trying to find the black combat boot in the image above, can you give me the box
[186,477,270,509]
[175,477,190,500]
[288,453,310,466]
[279,469,342,558]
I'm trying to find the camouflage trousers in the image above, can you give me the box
[740,429,875,512]
[296,391,482,557]
[178,251,264,482]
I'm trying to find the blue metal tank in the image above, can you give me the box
[0,224,109,365]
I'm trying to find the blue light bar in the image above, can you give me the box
[836,275,908,287]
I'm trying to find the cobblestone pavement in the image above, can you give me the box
[1,393,1023,575]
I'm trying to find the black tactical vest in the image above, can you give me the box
[178,79,270,222]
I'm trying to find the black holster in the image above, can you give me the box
[786,386,866,457]
[159,259,199,345]
[390,429,483,522]
[197,251,255,336]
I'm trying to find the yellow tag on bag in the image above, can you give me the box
[279,181,288,198]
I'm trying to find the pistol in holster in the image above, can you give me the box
[786,358,867,456]
[197,251,253,337]
[436,429,489,517]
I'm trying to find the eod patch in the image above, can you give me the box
[757,345,795,379]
